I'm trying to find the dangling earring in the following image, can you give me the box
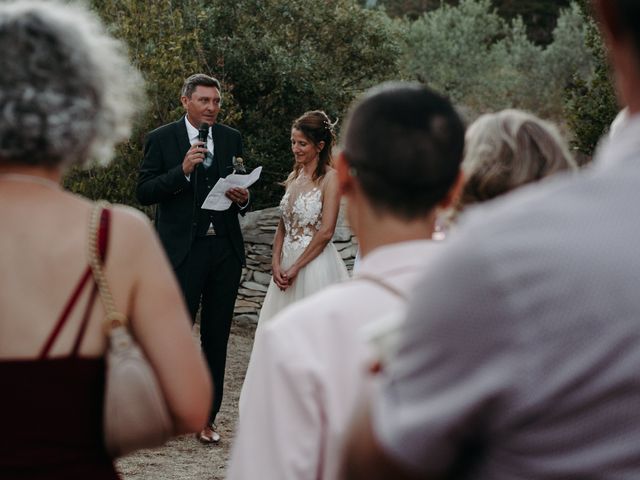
[433,209,453,241]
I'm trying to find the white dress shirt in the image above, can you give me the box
[185,116,214,155]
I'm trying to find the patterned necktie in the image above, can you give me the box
[203,149,214,169]
[195,130,213,169]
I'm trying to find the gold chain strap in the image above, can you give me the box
[88,201,128,332]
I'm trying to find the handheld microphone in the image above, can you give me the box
[192,124,209,232]
[198,123,212,169]
[198,122,209,144]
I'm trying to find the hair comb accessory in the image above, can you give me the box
[323,117,338,132]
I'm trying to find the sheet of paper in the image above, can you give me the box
[201,166,262,211]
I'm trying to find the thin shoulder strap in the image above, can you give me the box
[39,267,93,359]
[69,286,99,357]
[38,205,110,359]
[353,273,409,302]
[69,206,111,356]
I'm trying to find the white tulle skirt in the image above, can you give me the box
[258,243,349,325]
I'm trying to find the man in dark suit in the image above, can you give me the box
[137,74,249,444]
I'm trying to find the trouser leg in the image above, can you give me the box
[200,237,242,424]
[174,240,210,322]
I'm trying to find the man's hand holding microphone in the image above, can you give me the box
[182,123,210,175]
[184,122,248,205]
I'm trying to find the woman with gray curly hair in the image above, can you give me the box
[0,2,211,478]
[459,109,577,209]
[437,109,576,235]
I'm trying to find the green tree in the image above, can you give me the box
[563,0,618,157]
[200,0,402,207]
[64,0,213,212]
[365,0,571,44]
[402,0,592,120]
[492,0,571,45]
[363,0,457,19]
[65,0,401,210]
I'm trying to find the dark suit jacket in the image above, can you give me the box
[136,116,248,268]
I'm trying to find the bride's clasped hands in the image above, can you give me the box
[272,262,298,291]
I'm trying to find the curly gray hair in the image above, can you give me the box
[0,1,143,168]
[460,109,577,208]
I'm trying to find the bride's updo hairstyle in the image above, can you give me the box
[289,110,336,183]
[0,1,143,169]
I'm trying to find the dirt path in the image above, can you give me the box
[116,318,256,480]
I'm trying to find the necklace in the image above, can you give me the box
[0,173,61,190]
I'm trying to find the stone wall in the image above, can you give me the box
[235,205,357,322]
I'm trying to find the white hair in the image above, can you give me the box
[460,109,577,207]
[0,0,144,168]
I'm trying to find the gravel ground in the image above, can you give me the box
[116,318,256,480]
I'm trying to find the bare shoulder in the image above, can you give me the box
[108,204,155,243]
[110,204,152,226]
[322,168,338,186]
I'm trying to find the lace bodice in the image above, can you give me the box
[279,173,324,256]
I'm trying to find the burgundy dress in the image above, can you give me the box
[0,209,119,479]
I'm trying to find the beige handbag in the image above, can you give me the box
[88,202,173,457]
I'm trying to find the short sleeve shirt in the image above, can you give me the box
[372,115,640,479]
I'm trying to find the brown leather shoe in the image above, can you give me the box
[196,424,220,444]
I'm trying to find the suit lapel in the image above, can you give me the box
[212,124,228,178]
[174,117,191,160]
[174,116,207,191]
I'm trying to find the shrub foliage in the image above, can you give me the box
[401,0,593,121]
[65,0,401,210]
[563,0,618,157]
[64,0,609,207]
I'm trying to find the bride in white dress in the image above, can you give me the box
[258,110,349,324]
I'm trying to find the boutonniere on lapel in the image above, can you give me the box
[232,156,246,174]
